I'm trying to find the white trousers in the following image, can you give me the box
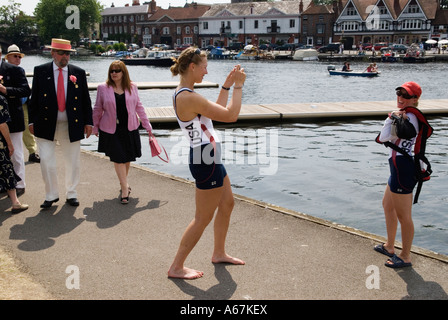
[36,121,80,201]
[10,132,26,189]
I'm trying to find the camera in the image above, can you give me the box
[390,113,401,122]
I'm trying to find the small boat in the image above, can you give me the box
[234,45,259,60]
[292,49,319,61]
[121,50,175,67]
[327,66,379,77]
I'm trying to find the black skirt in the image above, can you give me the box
[98,127,142,163]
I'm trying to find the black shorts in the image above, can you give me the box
[388,156,417,194]
[189,143,227,190]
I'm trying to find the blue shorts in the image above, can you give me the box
[189,144,227,190]
[388,156,417,194]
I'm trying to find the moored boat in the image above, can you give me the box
[292,49,319,61]
[120,50,176,67]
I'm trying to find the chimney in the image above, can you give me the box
[132,0,140,6]
[150,0,156,13]
[299,0,303,14]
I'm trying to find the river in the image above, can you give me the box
[20,54,448,255]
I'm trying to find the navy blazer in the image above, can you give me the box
[0,61,31,133]
[29,62,93,142]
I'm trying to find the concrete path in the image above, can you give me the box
[1,149,447,301]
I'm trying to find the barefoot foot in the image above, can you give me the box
[212,254,245,265]
[168,266,204,280]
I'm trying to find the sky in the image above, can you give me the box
[0,0,230,16]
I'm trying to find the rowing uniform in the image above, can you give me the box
[173,87,227,189]
[379,112,419,194]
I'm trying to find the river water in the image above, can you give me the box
[20,55,448,255]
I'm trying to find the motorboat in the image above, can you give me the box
[292,49,319,61]
[121,50,176,66]
[327,65,379,77]
[234,45,259,60]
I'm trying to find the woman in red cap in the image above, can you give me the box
[374,81,422,268]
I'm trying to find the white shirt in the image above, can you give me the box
[53,62,68,122]
[379,112,419,158]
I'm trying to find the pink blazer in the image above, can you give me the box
[93,83,152,135]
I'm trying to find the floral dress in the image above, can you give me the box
[0,95,21,192]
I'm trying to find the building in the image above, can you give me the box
[199,1,311,48]
[333,0,439,48]
[100,0,154,44]
[141,2,210,48]
[301,1,345,46]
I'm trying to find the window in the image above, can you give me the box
[290,19,295,28]
[407,5,420,13]
[184,37,193,45]
[185,26,191,34]
[317,24,325,34]
[255,20,259,29]
[239,20,243,29]
[177,26,181,35]
[203,21,208,30]
[342,21,359,31]
[346,7,357,16]
[402,19,422,29]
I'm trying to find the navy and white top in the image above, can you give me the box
[173,87,219,149]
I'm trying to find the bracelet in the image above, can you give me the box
[221,86,230,90]
[234,86,243,89]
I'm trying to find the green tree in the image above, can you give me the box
[34,0,103,44]
[0,0,35,47]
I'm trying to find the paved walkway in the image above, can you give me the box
[1,149,447,300]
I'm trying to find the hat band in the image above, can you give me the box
[51,42,72,51]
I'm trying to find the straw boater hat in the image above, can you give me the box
[6,44,25,58]
[45,38,76,52]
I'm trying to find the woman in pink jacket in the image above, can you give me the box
[93,60,152,204]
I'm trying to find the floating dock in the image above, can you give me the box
[145,99,448,124]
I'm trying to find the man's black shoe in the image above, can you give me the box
[40,198,59,208]
[29,153,41,163]
[66,198,79,206]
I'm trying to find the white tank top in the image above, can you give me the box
[173,87,219,148]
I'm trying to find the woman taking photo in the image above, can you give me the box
[168,47,246,280]
[375,81,423,268]
[93,61,152,204]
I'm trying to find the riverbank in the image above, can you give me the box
[1,148,447,301]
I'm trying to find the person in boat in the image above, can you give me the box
[366,63,374,72]
[168,47,246,280]
[374,81,422,268]
[342,61,351,72]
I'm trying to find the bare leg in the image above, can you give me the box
[212,176,245,265]
[114,162,130,199]
[168,185,223,279]
[382,185,397,255]
[387,191,414,264]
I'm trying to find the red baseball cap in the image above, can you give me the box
[396,81,422,98]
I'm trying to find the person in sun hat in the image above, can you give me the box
[374,81,423,268]
[28,38,93,209]
[5,44,40,164]
[0,44,31,197]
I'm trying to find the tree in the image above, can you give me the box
[0,0,35,48]
[34,0,103,44]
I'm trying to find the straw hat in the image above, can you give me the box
[6,44,25,58]
[45,38,76,52]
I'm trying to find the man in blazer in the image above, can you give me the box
[0,46,31,195]
[29,38,93,208]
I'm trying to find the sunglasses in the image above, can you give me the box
[396,90,416,99]
[11,54,22,59]
[110,69,122,74]
[189,48,201,63]
[56,50,71,56]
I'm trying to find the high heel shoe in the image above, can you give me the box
[120,188,130,204]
